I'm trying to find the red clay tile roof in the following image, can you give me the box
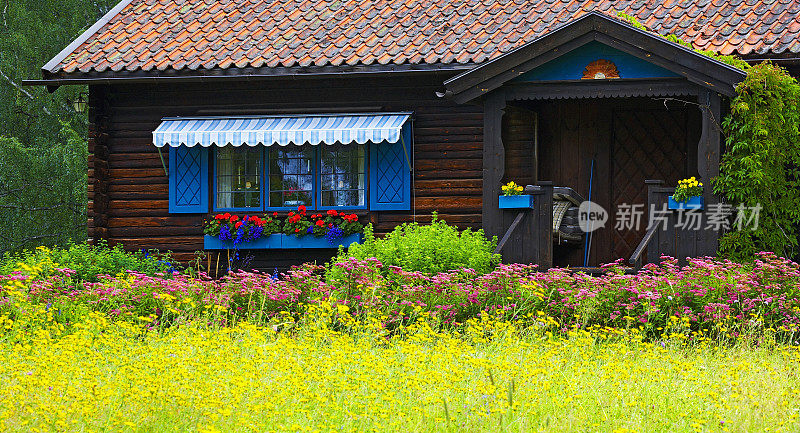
[47,0,800,76]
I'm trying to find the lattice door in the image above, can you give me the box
[610,109,687,261]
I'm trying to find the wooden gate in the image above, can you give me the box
[610,109,688,261]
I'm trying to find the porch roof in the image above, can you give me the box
[443,12,748,103]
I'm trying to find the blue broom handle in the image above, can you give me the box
[583,158,594,267]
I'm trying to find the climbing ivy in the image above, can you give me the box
[716,62,800,260]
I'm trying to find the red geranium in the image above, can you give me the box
[229,215,239,222]
[327,209,338,216]
[315,219,325,227]
[235,221,243,228]
[298,205,307,213]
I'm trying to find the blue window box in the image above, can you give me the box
[204,233,362,249]
[204,234,283,250]
[281,233,362,249]
[668,195,704,210]
[499,195,534,209]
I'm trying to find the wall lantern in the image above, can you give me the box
[72,92,87,113]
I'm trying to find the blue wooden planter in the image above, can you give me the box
[281,233,362,249]
[204,234,282,250]
[204,233,362,249]
[668,195,704,210]
[499,195,534,209]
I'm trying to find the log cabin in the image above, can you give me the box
[26,0,800,271]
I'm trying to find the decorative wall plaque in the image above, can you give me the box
[582,59,620,79]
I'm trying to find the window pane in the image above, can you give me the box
[283,190,312,207]
[321,174,334,190]
[268,147,314,208]
[320,144,366,207]
[321,190,335,207]
[216,147,262,209]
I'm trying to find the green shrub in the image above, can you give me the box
[329,214,501,277]
[0,240,175,281]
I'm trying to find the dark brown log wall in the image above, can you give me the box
[88,73,483,268]
[502,104,538,187]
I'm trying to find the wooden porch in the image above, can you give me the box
[444,12,743,269]
[493,96,723,268]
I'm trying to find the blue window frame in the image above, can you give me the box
[267,146,316,210]
[213,145,368,212]
[214,146,263,211]
[318,144,367,210]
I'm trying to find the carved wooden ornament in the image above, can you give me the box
[582,59,620,79]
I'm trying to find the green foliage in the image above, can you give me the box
[0,123,88,252]
[0,241,175,282]
[718,230,759,262]
[716,62,800,259]
[0,0,117,144]
[0,0,118,253]
[329,214,501,277]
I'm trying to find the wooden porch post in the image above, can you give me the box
[482,91,506,241]
[696,90,722,256]
[533,182,553,269]
[645,179,666,264]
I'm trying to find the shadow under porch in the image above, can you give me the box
[497,96,703,268]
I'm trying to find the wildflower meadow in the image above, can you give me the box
[0,245,799,432]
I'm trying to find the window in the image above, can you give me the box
[214,145,367,211]
[268,147,315,208]
[164,114,413,214]
[215,146,262,210]
[320,144,366,207]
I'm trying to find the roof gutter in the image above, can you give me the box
[41,0,137,75]
[24,64,473,89]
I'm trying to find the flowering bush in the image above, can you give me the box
[673,176,703,202]
[0,242,173,282]
[203,213,281,246]
[501,180,524,196]
[282,206,362,242]
[3,243,800,344]
[325,252,800,340]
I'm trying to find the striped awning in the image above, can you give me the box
[152,113,411,147]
